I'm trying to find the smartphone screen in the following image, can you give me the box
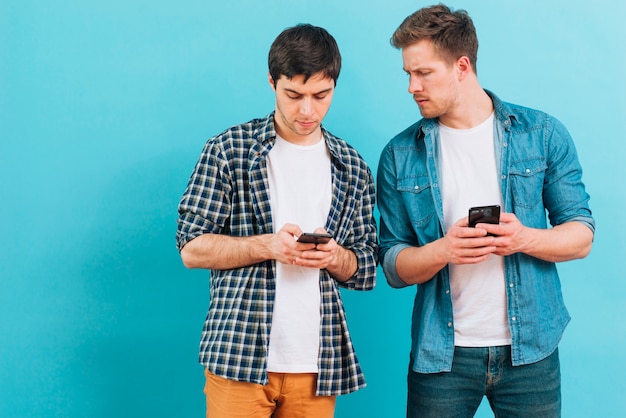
[468,205,500,227]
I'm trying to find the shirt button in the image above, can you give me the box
[526,169,531,173]
[509,283,514,288]
[447,322,452,327]
[501,175,506,179]
[445,289,450,294]
[503,142,508,147]
[414,185,419,190]
[512,317,517,321]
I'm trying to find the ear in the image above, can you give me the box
[268,72,276,91]
[456,56,472,81]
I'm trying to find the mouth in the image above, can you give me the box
[297,121,317,129]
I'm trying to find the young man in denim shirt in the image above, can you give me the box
[377,5,594,417]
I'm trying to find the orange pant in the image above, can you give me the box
[204,369,336,418]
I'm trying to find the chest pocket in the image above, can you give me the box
[508,158,546,209]
[396,175,436,227]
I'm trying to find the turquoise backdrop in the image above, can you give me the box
[2,0,624,416]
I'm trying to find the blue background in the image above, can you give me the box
[2,0,624,416]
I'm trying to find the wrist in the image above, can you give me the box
[328,245,357,282]
[248,234,273,262]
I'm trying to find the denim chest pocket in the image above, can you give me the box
[509,158,546,209]
[396,176,436,227]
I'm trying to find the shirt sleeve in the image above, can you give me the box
[542,116,595,233]
[176,139,231,251]
[376,143,416,289]
[337,166,378,291]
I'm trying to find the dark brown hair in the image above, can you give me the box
[268,24,341,85]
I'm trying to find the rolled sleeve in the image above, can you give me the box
[176,140,230,251]
[332,158,378,291]
[542,116,595,234]
[176,212,221,251]
[340,216,377,291]
[338,240,378,291]
[572,216,595,235]
[381,243,412,289]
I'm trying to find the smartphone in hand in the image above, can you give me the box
[296,232,332,244]
[468,205,500,228]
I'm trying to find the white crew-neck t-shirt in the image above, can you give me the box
[439,113,511,347]
[266,134,332,372]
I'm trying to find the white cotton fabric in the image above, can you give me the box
[266,134,332,372]
[439,113,512,347]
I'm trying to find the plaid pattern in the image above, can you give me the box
[176,113,378,396]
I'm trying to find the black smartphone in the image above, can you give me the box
[468,205,501,228]
[297,232,332,244]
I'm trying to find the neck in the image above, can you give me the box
[439,82,493,129]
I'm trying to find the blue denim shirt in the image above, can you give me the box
[377,91,595,373]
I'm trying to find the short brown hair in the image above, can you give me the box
[391,4,479,72]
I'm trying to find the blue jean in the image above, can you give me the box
[407,346,561,418]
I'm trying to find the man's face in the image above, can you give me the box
[402,39,459,119]
[270,72,335,145]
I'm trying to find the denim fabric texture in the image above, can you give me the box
[377,91,595,373]
[407,347,561,417]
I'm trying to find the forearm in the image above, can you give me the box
[395,239,449,285]
[326,245,358,283]
[180,233,272,269]
[516,221,593,262]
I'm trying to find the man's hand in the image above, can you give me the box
[180,223,358,280]
[478,212,593,262]
[476,212,528,257]
[443,217,497,265]
[396,216,496,285]
[293,227,357,282]
[271,223,315,265]
[293,227,337,269]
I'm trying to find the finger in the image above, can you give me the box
[498,212,517,223]
[457,254,491,264]
[300,248,328,259]
[456,226,489,238]
[296,243,317,251]
[280,223,303,237]
[452,217,470,228]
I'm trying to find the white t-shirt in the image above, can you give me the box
[439,113,512,347]
[266,134,332,372]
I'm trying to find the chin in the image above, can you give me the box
[419,110,436,119]
[418,107,444,119]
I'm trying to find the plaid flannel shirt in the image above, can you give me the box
[176,113,378,396]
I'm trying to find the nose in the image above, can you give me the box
[300,97,313,116]
[408,75,423,94]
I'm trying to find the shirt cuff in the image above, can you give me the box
[382,243,413,288]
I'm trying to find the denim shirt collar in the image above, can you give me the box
[414,90,515,136]
[413,90,516,209]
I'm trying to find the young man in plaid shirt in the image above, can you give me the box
[176,24,377,417]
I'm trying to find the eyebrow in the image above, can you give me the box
[284,87,333,96]
[404,66,432,73]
